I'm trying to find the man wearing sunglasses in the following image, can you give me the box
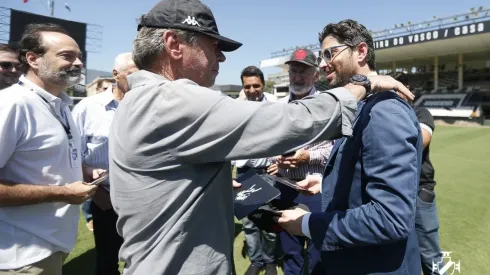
[0,43,21,90]
[276,19,423,275]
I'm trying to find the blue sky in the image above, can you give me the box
[3,0,489,85]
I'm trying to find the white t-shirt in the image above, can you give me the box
[0,75,83,269]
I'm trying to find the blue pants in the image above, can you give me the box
[277,184,322,275]
[81,198,93,222]
[415,197,445,275]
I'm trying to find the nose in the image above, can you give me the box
[74,57,84,68]
[319,58,327,70]
[217,50,226,63]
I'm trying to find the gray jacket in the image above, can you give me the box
[108,70,357,275]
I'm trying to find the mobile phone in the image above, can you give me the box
[88,171,109,186]
[282,151,296,158]
[265,174,307,191]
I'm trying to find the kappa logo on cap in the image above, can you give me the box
[182,16,201,27]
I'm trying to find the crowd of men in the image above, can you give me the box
[0,0,445,274]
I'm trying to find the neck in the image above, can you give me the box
[112,85,124,102]
[25,70,64,97]
[357,66,376,76]
[291,86,314,100]
[155,59,178,81]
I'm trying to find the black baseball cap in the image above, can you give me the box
[285,48,318,67]
[137,0,242,52]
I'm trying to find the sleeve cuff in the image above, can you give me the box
[420,123,433,136]
[308,150,322,165]
[302,212,312,239]
[323,88,357,137]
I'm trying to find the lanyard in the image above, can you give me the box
[18,81,73,140]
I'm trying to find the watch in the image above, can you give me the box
[349,74,372,96]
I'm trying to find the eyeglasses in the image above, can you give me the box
[317,44,351,65]
[0,62,22,71]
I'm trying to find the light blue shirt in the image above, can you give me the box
[72,86,118,190]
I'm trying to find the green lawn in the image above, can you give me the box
[62,125,490,275]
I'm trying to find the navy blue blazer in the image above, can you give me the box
[309,92,423,274]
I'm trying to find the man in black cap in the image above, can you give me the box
[108,1,414,274]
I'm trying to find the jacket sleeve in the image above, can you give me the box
[308,98,421,251]
[153,80,358,164]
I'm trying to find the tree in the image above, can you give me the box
[264,80,276,93]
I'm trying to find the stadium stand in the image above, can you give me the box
[260,7,490,125]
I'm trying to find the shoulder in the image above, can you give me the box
[365,92,415,117]
[361,92,419,132]
[71,93,104,115]
[414,106,435,129]
[263,92,278,102]
[0,85,35,109]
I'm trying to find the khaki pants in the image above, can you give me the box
[0,251,68,275]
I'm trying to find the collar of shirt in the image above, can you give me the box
[18,75,73,107]
[100,85,118,107]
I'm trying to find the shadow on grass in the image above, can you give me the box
[63,248,95,275]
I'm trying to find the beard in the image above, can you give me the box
[327,60,358,89]
[38,60,82,88]
[290,84,313,96]
[0,73,20,87]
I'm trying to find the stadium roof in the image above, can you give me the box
[262,8,490,69]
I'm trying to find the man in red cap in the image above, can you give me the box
[270,48,334,275]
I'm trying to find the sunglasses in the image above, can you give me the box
[0,62,22,71]
[317,44,352,65]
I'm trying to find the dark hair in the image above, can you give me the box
[391,71,410,88]
[240,66,265,85]
[18,23,69,72]
[318,19,376,71]
[0,43,18,54]
[96,79,115,89]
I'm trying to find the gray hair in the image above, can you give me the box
[113,52,134,72]
[132,27,198,70]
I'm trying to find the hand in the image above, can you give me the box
[62,181,98,205]
[82,165,107,182]
[368,75,414,101]
[297,174,322,196]
[92,187,112,210]
[232,180,241,188]
[277,149,310,169]
[273,207,309,236]
[267,164,279,175]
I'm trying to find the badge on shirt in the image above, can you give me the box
[69,145,79,169]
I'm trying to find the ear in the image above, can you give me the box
[162,30,184,61]
[113,69,119,81]
[356,42,369,65]
[314,69,320,82]
[26,52,41,70]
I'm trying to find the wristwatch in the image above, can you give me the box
[349,74,372,97]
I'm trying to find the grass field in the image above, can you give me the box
[62,125,490,275]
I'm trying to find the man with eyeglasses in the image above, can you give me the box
[271,48,333,275]
[276,19,423,275]
[0,43,21,90]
